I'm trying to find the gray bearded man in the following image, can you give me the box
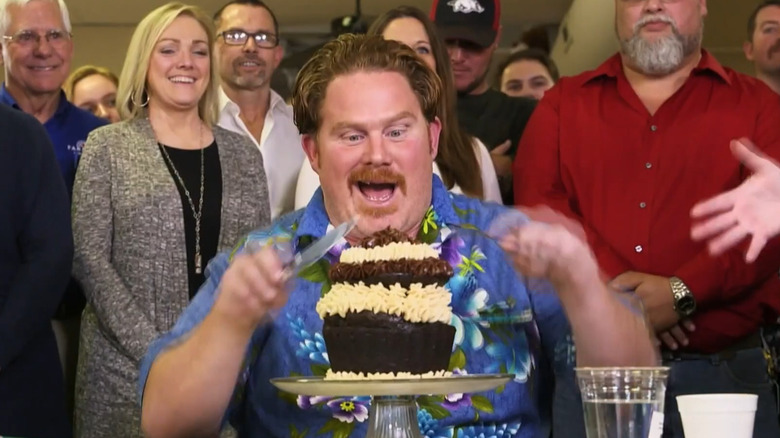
[516,0,780,436]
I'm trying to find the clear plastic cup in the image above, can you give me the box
[576,367,670,438]
[677,393,757,438]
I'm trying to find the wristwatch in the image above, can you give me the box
[670,276,696,317]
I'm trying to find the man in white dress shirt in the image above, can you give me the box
[214,0,303,219]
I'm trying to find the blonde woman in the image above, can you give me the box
[71,2,270,436]
[64,65,121,123]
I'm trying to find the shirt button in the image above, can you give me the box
[635,245,643,253]
[650,125,657,131]
[639,202,647,208]
[645,162,652,169]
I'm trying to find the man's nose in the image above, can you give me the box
[242,37,259,53]
[448,46,464,63]
[363,135,392,165]
[33,36,54,56]
[643,0,665,13]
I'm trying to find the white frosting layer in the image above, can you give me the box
[316,282,452,324]
[339,242,438,264]
[324,369,452,381]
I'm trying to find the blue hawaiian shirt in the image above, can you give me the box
[139,176,575,438]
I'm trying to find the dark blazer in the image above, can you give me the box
[0,105,73,437]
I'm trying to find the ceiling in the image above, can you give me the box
[66,0,573,32]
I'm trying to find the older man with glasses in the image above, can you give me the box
[214,0,303,220]
[0,0,106,429]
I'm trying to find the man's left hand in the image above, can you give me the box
[610,271,678,332]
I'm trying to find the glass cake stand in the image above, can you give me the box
[271,374,513,438]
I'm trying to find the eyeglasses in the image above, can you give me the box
[218,29,278,48]
[2,29,72,47]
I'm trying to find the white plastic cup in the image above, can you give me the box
[676,393,758,438]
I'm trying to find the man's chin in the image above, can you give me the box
[356,203,398,219]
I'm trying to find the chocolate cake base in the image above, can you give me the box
[323,311,455,375]
[329,259,452,287]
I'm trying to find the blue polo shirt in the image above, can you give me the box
[0,84,107,197]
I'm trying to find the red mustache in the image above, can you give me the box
[348,168,407,195]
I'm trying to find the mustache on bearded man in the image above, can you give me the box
[347,167,408,195]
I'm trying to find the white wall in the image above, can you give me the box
[550,0,618,77]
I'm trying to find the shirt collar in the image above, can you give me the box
[577,49,731,87]
[293,174,460,242]
[0,83,70,118]
[219,87,285,115]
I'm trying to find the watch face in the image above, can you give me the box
[678,296,696,315]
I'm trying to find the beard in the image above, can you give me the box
[620,14,702,76]
[229,56,269,90]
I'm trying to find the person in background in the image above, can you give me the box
[497,48,559,101]
[71,3,270,436]
[430,0,536,205]
[214,0,303,219]
[294,5,502,208]
[0,0,106,423]
[137,33,656,438]
[691,138,780,263]
[744,1,780,94]
[64,65,120,122]
[0,104,73,438]
[515,0,780,436]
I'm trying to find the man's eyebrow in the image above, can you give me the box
[329,111,417,133]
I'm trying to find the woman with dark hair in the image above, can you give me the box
[497,48,559,100]
[293,5,501,208]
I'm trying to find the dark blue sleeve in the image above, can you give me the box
[0,109,73,368]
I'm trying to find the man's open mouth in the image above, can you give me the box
[356,181,397,202]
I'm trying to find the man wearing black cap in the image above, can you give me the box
[431,0,536,205]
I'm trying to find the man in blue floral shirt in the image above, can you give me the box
[139,34,656,438]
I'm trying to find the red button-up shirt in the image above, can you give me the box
[514,51,780,353]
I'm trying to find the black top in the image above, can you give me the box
[159,141,222,299]
[457,89,536,155]
[0,104,72,436]
[457,89,537,204]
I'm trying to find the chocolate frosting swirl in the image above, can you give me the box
[330,258,453,284]
[356,227,414,248]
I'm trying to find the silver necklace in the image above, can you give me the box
[159,125,206,274]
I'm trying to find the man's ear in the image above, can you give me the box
[428,116,442,160]
[302,134,320,174]
[272,44,284,70]
[743,41,755,62]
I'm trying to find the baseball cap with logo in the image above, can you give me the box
[430,0,500,48]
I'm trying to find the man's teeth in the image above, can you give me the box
[169,76,195,83]
[240,61,260,67]
[31,66,55,71]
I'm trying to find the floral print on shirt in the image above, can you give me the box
[282,204,535,437]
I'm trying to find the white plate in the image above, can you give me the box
[270,374,513,397]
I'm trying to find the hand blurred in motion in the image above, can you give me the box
[498,220,598,290]
[691,138,780,262]
[212,245,290,335]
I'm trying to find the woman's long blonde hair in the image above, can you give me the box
[116,2,219,125]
